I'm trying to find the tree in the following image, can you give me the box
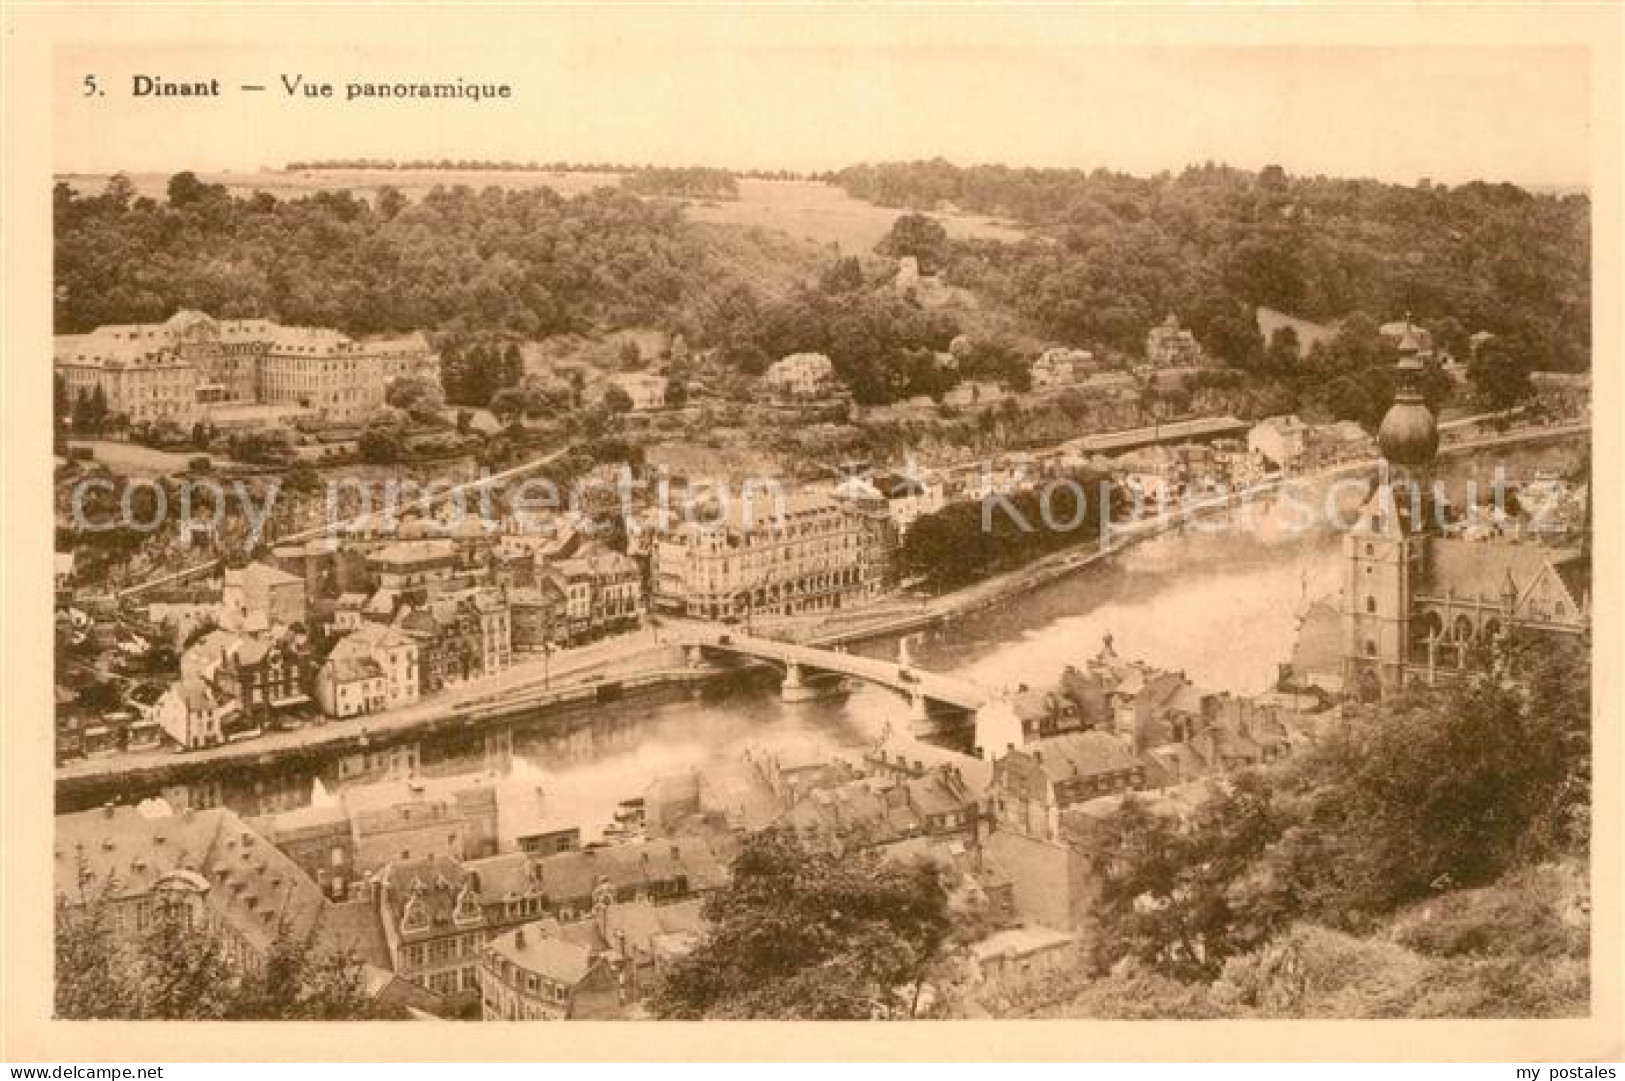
[487,387,527,426]
[602,384,634,414]
[1086,633,1592,984]
[358,406,409,463]
[384,375,446,424]
[359,428,407,464]
[1265,325,1301,375]
[166,171,215,208]
[374,184,406,222]
[877,212,950,275]
[820,256,865,294]
[665,377,689,408]
[1468,334,1535,412]
[55,868,378,1020]
[1090,774,1294,980]
[72,386,109,435]
[651,830,953,1019]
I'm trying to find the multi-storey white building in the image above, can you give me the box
[54,327,201,426]
[55,310,440,426]
[317,624,419,716]
[653,490,872,620]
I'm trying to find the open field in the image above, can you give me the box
[59,171,1028,253]
[686,178,1028,251]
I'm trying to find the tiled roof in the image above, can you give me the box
[316,899,394,970]
[529,837,726,903]
[1422,537,1583,603]
[226,561,303,589]
[331,623,414,657]
[369,540,458,566]
[1024,731,1140,783]
[465,851,540,901]
[326,655,383,683]
[488,924,595,984]
[55,806,329,956]
[55,805,229,904]
[379,855,481,934]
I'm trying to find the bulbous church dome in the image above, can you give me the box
[1377,348,1438,467]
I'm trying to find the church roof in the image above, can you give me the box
[1421,538,1582,603]
[1553,553,1591,609]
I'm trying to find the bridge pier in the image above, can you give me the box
[971,698,1024,759]
[908,691,930,724]
[781,660,821,702]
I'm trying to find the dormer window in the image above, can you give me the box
[400,893,430,934]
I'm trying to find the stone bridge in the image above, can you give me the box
[676,627,995,726]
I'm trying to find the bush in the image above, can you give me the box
[1210,923,1428,1017]
[1389,864,1587,961]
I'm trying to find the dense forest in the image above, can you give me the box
[53,172,951,408]
[55,162,1588,420]
[54,173,713,340]
[837,160,1590,372]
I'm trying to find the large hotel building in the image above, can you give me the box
[55,309,440,425]
[652,489,889,621]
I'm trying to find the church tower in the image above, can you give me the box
[1343,326,1440,700]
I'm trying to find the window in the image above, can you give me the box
[1366,597,1377,614]
[1365,640,1377,657]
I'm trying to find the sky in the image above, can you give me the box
[51,12,1593,188]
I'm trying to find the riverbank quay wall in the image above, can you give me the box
[55,659,742,811]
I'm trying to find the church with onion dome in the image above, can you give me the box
[1341,324,1590,700]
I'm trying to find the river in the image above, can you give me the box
[85,436,1585,835]
[94,493,1342,831]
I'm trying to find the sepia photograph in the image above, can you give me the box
[3,1,1621,1066]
